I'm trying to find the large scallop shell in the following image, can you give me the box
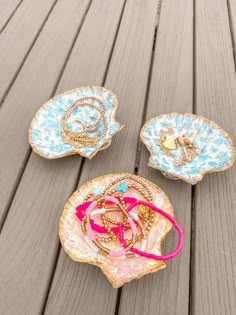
[59,173,177,287]
[29,86,123,159]
[141,113,235,184]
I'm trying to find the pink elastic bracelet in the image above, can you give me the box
[118,200,184,260]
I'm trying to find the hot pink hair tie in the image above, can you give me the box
[118,200,184,260]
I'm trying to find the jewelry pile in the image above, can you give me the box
[60,96,108,148]
[76,174,182,259]
[141,113,235,184]
[29,86,123,159]
[159,133,197,167]
[60,173,183,287]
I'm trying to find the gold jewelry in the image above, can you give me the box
[82,174,155,255]
[159,135,177,157]
[159,133,197,167]
[60,96,108,147]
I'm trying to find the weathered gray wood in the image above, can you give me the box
[44,0,160,314]
[119,0,193,314]
[0,0,125,314]
[0,0,92,227]
[0,0,57,103]
[0,0,22,32]
[0,1,235,315]
[228,0,236,55]
[193,0,236,314]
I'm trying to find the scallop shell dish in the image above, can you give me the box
[59,173,183,287]
[29,86,123,159]
[141,113,235,184]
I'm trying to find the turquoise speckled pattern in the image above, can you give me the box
[141,113,235,184]
[29,86,123,159]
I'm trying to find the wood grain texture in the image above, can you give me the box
[0,0,125,314]
[0,0,22,32]
[0,1,235,314]
[0,0,57,102]
[44,0,160,314]
[228,0,236,56]
[193,0,236,314]
[119,0,193,314]
[0,0,91,227]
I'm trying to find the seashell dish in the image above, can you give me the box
[141,113,235,184]
[59,173,184,287]
[29,86,124,159]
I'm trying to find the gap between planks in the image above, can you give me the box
[189,0,196,313]
[134,0,162,194]
[226,0,236,71]
[0,0,23,34]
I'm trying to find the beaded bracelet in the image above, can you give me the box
[60,96,107,147]
[76,196,183,260]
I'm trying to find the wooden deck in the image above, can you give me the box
[0,0,236,314]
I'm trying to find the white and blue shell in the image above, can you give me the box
[141,113,235,184]
[29,86,123,159]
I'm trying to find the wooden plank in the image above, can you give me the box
[0,0,92,226]
[119,0,193,314]
[0,0,57,103]
[0,0,22,32]
[228,0,236,57]
[0,0,126,314]
[193,0,236,314]
[43,0,160,314]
